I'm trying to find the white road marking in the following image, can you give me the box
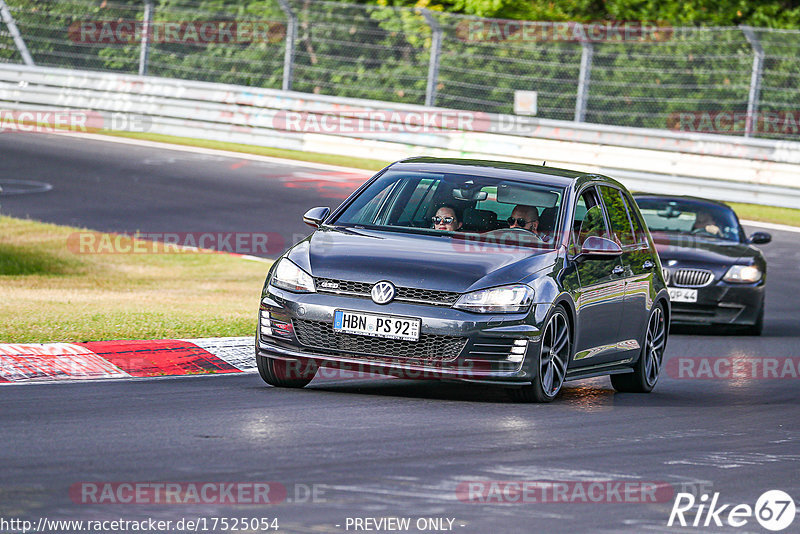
[740,219,800,233]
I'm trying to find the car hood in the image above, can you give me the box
[651,233,760,266]
[286,227,558,293]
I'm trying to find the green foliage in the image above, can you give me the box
[4,0,800,139]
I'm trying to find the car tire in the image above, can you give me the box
[611,302,667,393]
[508,305,571,403]
[257,354,316,388]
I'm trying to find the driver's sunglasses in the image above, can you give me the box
[507,217,533,227]
[432,216,455,224]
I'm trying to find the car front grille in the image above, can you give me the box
[668,268,714,288]
[292,319,467,363]
[315,278,460,306]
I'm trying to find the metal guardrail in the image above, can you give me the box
[1,64,800,208]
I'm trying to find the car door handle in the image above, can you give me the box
[642,260,655,270]
[611,265,625,276]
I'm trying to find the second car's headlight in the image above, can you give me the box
[270,258,316,293]
[723,265,762,283]
[453,284,534,313]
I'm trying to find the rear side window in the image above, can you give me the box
[474,186,514,221]
[620,192,647,244]
[599,186,635,246]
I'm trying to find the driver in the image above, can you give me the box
[507,205,539,234]
[692,210,722,237]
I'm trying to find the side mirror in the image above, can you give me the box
[575,235,623,262]
[748,231,771,245]
[303,206,330,228]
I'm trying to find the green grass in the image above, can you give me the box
[105,131,390,171]
[0,242,85,276]
[0,216,271,343]
[726,202,800,227]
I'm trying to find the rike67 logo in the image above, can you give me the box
[668,490,795,531]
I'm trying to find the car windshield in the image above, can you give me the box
[330,170,565,248]
[635,197,742,242]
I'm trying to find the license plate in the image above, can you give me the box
[333,310,420,341]
[668,287,698,303]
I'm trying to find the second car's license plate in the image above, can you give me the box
[333,310,420,341]
[668,287,698,303]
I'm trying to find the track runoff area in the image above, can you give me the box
[0,132,799,533]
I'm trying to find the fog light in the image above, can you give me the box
[273,321,293,334]
[508,340,528,363]
[260,311,272,336]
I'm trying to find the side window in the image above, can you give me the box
[348,180,397,225]
[396,178,439,227]
[573,194,588,227]
[571,188,611,254]
[620,192,647,245]
[600,186,635,246]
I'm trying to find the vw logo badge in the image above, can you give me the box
[371,281,396,304]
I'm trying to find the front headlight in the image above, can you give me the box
[723,265,762,283]
[453,284,534,313]
[270,258,316,293]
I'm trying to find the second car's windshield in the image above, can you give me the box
[330,170,565,248]
[636,198,742,242]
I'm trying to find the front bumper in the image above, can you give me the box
[256,285,546,384]
[669,283,764,326]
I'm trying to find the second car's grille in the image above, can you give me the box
[315,278,460,306]
[292,319,467,363]
[669,268,714,288]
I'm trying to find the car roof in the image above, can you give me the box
[632,193,734,210]
[391,157,606,188]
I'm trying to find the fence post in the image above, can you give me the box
[740,25,764,138]
[138,0,154,76]
[0,0,34,66]
[277,0,297,92]
[574,35,593,122]
[421,9,442,107]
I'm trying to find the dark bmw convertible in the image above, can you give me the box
[257,158,670,402]
[633,195,770,335]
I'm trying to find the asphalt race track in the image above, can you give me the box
[0,133,371,256]
[1,132,799,532]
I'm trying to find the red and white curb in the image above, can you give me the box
[0,337,255,383]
